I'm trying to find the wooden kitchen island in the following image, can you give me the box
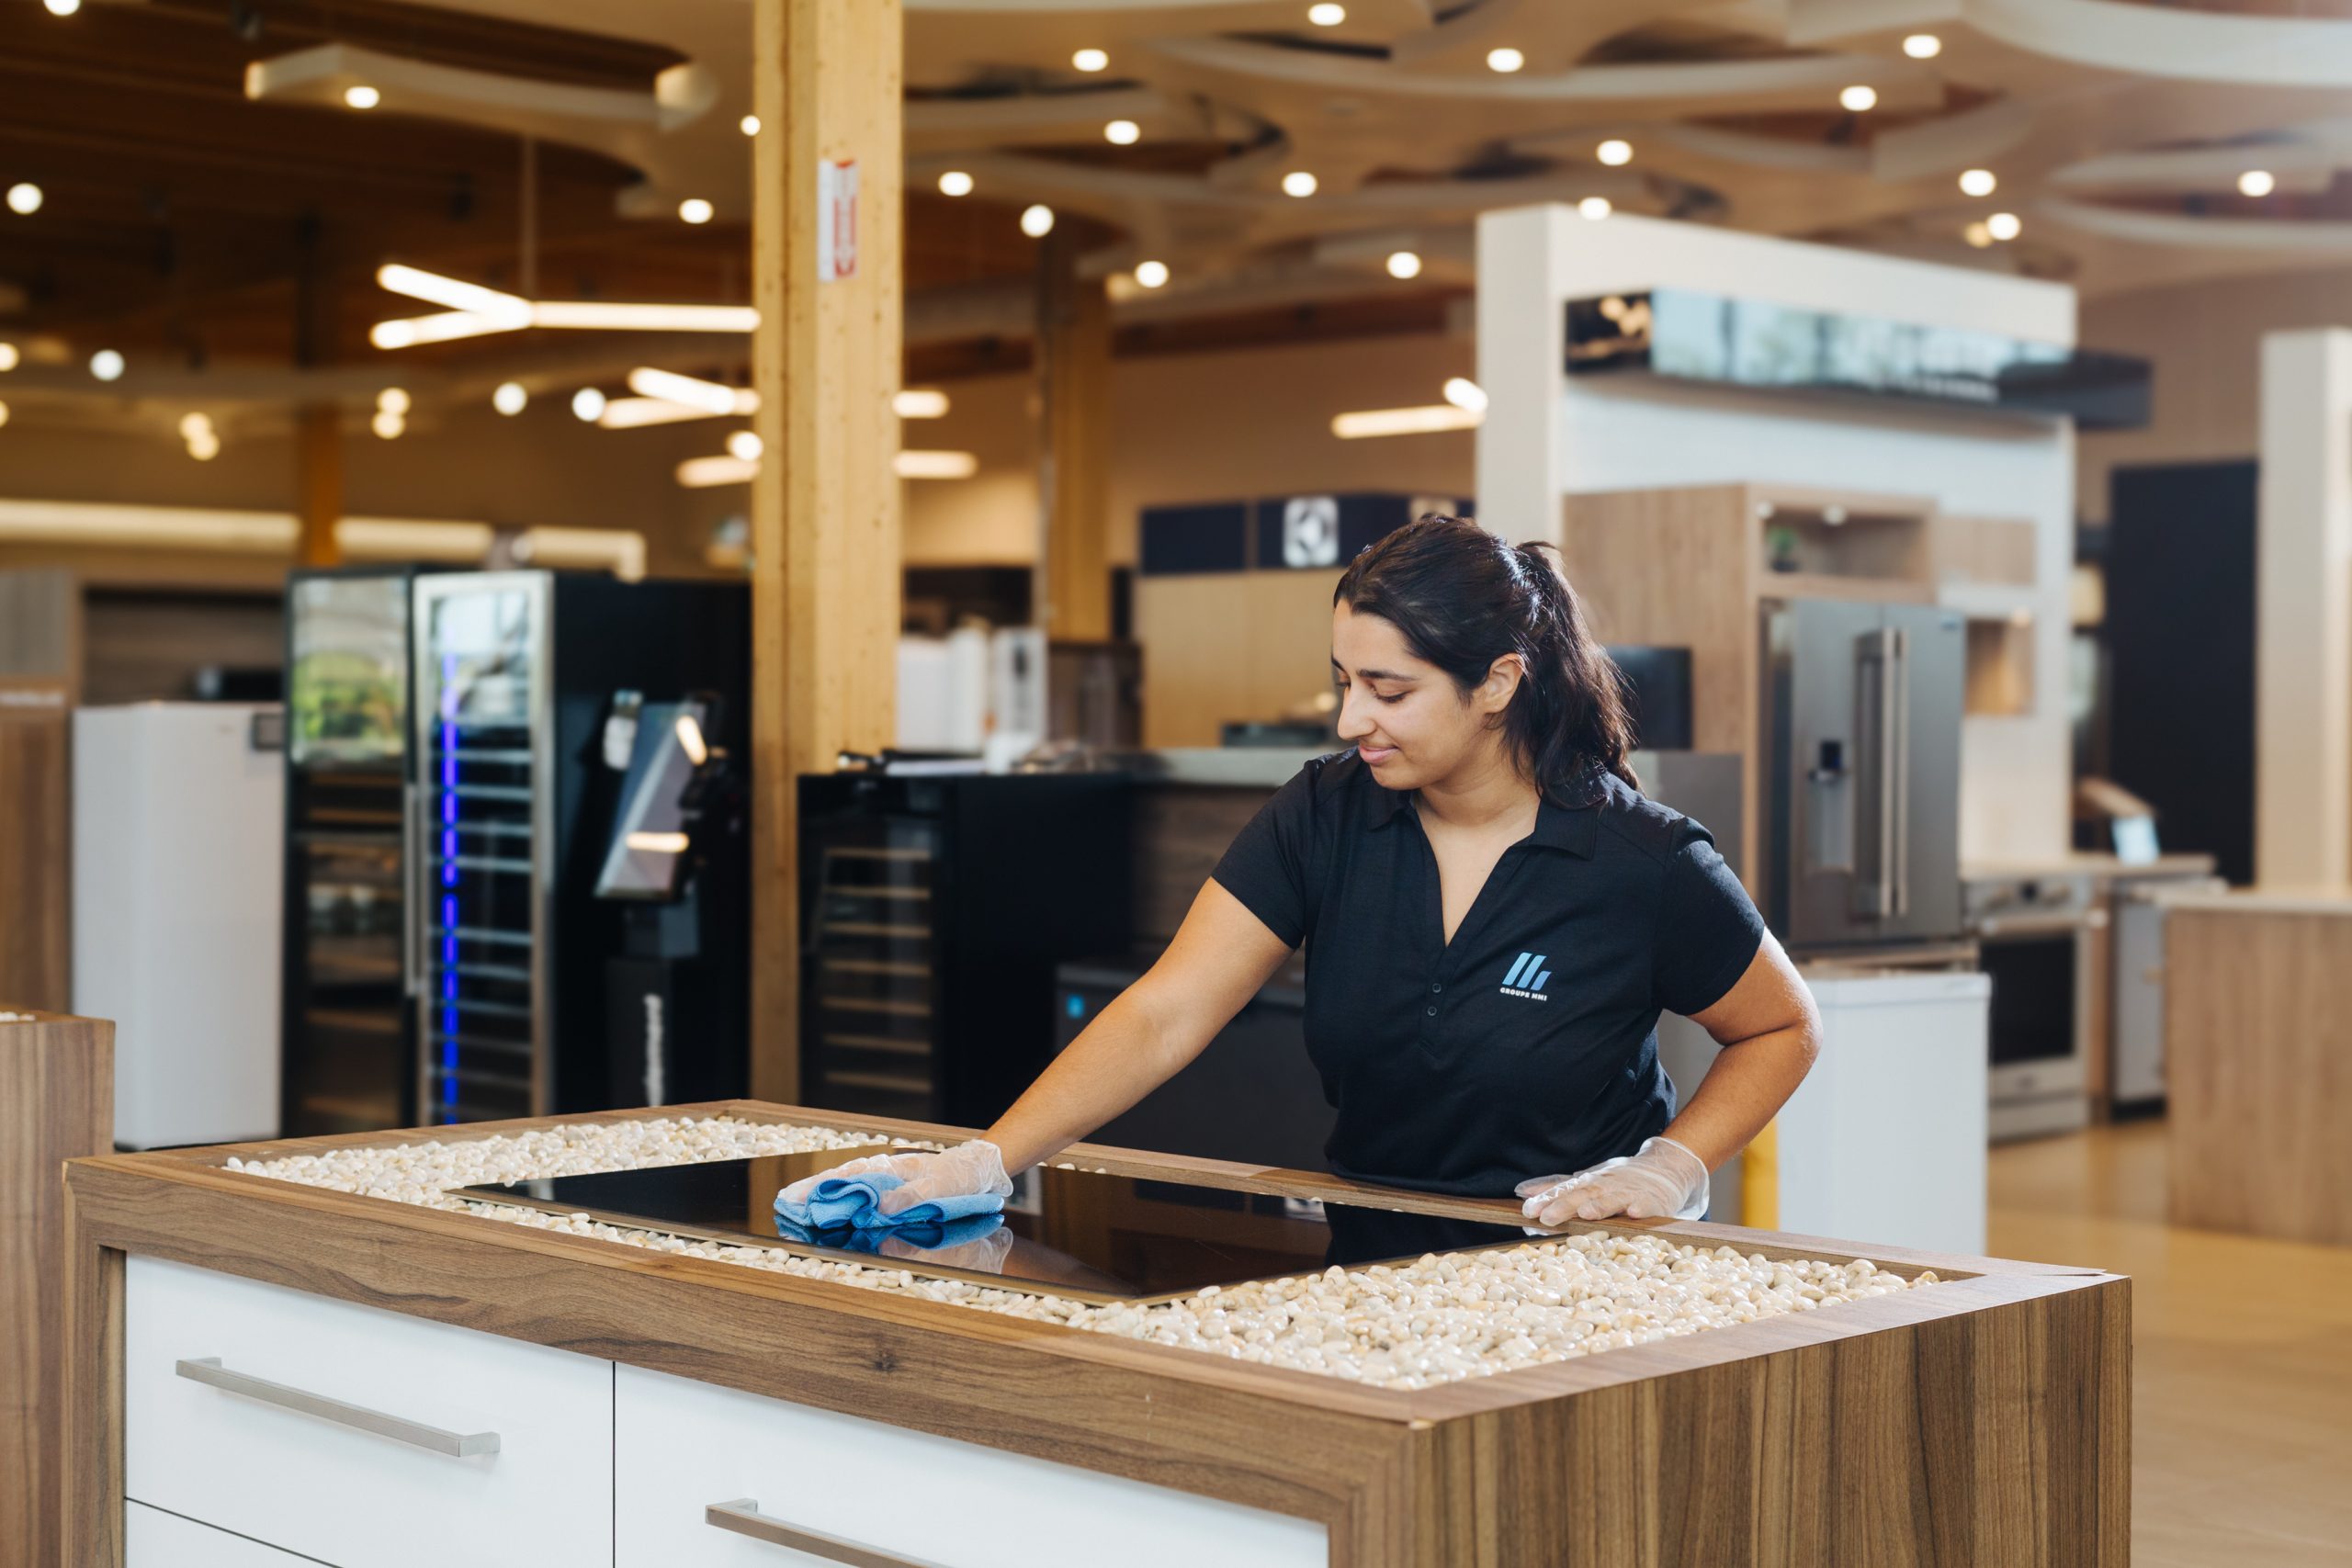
[63,1099,2130,1567]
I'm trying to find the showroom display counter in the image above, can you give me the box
[2163,889,2352,1246]
[63,1099,2129,1567]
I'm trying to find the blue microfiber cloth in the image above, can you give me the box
[773,1171,1004,1233]
[774,1209,1005,1255]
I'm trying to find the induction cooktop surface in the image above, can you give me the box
[460,1145,1534,1303]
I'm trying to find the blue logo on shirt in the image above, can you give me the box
[1499,952,1551,999]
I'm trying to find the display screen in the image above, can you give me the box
[288,575,409,766]
[462,1148,1534,1303]
[1566,288,2153,430]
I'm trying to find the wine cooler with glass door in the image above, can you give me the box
[281,567,435,1137]
[409,570,750,1127]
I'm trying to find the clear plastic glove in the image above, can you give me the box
[1516,1135,1710,1226]
[876,1224,1016,1273]
[777,1138,1015,1218]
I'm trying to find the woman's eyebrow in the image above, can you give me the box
[1330,658,1418,682]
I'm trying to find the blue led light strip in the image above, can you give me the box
[437,652,459,1123]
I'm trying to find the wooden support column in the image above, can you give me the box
[747,0,904,1101]
[1036,230,1114,641]
[295,405,343,569]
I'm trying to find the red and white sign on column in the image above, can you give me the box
[816,158,859,282]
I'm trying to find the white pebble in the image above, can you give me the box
[231,1113,1932,1390]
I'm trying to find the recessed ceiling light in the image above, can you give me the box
[1308,3,1345,24]
[1072,48,1108,73]
[90,348,124,381]
[370,410,403,439]
[894,389,950,419]
[1283,170,1318,197]
[1839,85,1878,112]
[377,387,410,416]
[727,430,763,461]
[1963,220,1994,248]
[1385,250,1422,279]
[572,388,608,422]
[493,381,528,415]
[1486,47,1525,73]
[1104,119,1140,146]
[1597,139,1633,167]
[344,85,379,109]
[1986,210,2022,241]
[187,429,220,460]
[1135,259,1169,288]
[6,183,43,216]
[0,343,17,372]
[1577,196,1612,220]
[679,197,714,225]
[1442,377,1488,413]
[739,115,760,137]
[1020,204,1055,237]
[177,412,212,441]
[2239,169,2277,197]
[43,0,81,15]
[1959,168,1997,197]
[938,170,974,197]
[1903,33,1941,59]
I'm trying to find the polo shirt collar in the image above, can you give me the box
[1364,757,1610,857]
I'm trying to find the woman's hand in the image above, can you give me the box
[777,1138,1015,1217]
[1516,1135,1710,1226]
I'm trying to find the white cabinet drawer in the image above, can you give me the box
[126,1256,611,1568]
[616,1364,1329,1568]
[128,1502,336,1567]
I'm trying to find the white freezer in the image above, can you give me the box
[73,703,284,1149]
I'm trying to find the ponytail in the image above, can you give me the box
[1335,516,1641,803]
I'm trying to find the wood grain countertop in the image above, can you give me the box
[1961,851,2220,882]
[2154,886,2352,917]
[62,1100,2132,1567]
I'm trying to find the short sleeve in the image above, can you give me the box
[1209,766,1317,949]
[1651,822,1767,1017]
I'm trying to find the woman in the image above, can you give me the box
[788,515,1819,1238]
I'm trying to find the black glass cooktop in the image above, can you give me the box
[460,1145,1533,1303]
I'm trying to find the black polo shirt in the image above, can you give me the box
[1210,750,1765,1198]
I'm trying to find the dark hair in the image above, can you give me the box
[1333,514,1639,800]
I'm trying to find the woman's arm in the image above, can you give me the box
[1520,931,1820,1225]
[978,879,1295,1174]
[1657,931,1821,1170]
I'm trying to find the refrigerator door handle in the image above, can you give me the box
[1851,628,1897,920]
[1890,625,1911,919]
[401,780,424,998]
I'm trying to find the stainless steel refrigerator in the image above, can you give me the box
[1760,599,1965,953]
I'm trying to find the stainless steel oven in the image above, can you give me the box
[1965,873,2099,1141]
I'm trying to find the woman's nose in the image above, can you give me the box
[1334,690,1374,739]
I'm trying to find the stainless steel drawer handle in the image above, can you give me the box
[707,1498,954,1567]
[175,1358,501,1459]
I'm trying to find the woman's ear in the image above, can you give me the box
[1476,654,1526,716]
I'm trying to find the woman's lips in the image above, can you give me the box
[1359,744,1397,765]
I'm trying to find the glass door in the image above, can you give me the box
[282,571,413,1135]
[413,574,549,1124]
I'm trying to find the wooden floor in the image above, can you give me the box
[1988,1121,2352,1566]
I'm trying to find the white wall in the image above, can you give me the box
[1476,207,2078,864]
